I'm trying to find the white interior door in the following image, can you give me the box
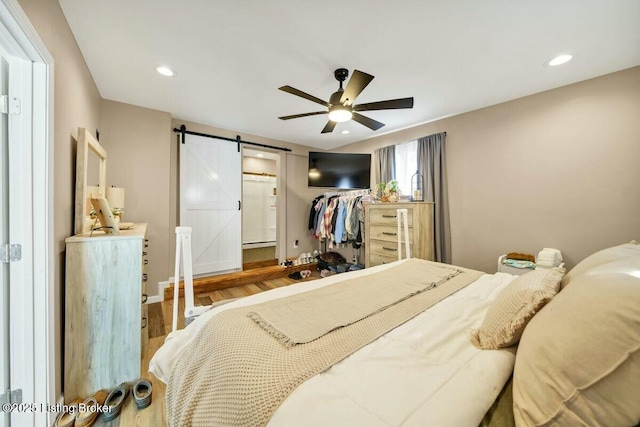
[180,134,242,275]
[0,40,36,426]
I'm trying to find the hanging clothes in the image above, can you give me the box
[306,189,371,249]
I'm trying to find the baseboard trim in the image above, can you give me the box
[147,281,170,303]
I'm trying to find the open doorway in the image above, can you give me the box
[242,149,279,267]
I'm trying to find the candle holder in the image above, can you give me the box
[411,170,424,202]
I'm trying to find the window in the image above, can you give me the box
[394,140,417,196]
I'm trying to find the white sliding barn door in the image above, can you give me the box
[180,135,242,275]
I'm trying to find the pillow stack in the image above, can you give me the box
[470,267,565,350]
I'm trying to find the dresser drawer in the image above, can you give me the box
[368,225,415,243]
[369,251,399,266]
[369,239,414,256]
[369,207,414,226]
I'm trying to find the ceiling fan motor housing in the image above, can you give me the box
[334,68,349,82]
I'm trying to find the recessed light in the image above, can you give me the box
[341,130,350,135]
[156,66,175,77]
[545,54,573,67]
[257,153,264,158]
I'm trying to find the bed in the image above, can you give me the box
[150,243,640,427]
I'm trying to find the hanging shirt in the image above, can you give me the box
[334,199,347,244]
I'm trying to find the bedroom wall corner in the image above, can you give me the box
[99,99,172,297]
[336,66,640,273]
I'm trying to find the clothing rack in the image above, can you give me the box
[323,188,371,198]
[318,188,371,253]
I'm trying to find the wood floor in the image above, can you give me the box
[93,273,319,426]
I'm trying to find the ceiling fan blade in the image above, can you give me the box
[321,121,337,134]
[352,112,385,131]
[279,111,327,120]
[339,70,374,105]
[353,97,414,112]
[279,86,329,107]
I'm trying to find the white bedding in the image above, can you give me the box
[150,260,517,427]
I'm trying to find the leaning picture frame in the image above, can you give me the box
[89,197,119,235]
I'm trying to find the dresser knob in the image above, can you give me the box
[144,259,148,265]
[142,293,148,304]
[142,274,148,282]
[143,251,147,256]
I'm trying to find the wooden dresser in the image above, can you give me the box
[364,202,435,267]
[64,223,149,401]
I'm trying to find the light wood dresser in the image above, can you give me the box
[364,202,435,267]
[64,223,149,401]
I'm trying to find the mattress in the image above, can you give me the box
[150,260,517,426]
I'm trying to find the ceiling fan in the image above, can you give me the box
[278,68,414,134]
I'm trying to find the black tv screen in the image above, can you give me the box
[308,152,371,189]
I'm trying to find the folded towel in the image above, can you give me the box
[537,248,563,267]
[503,259,536,269]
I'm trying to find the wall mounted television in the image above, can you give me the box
[308,151,371,189]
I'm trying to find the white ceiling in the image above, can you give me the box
[59,0,640,150]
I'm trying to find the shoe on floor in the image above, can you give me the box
[132,378,153,409]
[53,397,83,427]
[102,383,131,421]
[75,390,108,427]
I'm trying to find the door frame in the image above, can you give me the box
[0,0,54,425]
[241,148,281,264]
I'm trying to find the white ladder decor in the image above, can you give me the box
[396,208,411,261]
[172,226,212,333]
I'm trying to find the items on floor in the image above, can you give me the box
[54,378,153,426]
[318,251,365,277]
[288,270,312,280]
[281,250,320,267]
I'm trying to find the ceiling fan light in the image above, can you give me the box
[308,167,321,178]
[328,108,352,123]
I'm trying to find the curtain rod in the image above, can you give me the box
[173,125,292,152]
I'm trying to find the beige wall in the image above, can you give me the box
[100,100,172,295]
[18,0,102,401]
[338,67,640,272]
[243,157,277,176]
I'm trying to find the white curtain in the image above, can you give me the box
[394,140,417,196]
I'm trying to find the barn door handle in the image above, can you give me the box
[238,200,241,210]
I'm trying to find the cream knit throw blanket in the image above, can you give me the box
[166,259,483,426]
[247,259,462,346]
